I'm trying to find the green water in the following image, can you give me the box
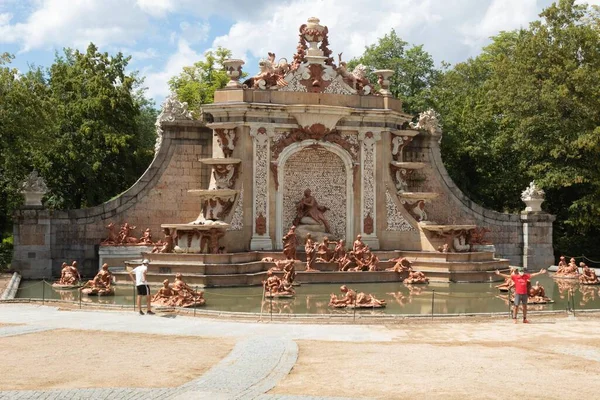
[16,275,598,315]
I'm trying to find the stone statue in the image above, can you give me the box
[404,270,429,285]
[53,261,81,287]
[170,273,206,307]
[139,228,154,245]
[579,263,599,285]
[337,251,354,272]
[101,222,120,245]
[294,189,331,233]
[329,285,386,308]
[353,249,379,271]
[81,263,114,296]
[118,222,139,244]
[453,232,471,252]
[282,261,296,287]
[151,279,175,306]
[152,227,176,253]
[244,53,289,90]
[495,267,516,292]
[352,235,369,263]
[316,236,333,262]
[282,226,298,260]
[332,239,346,262]
[304,233,319,272]
[555,257,579,278]
[521,181,545,211]
[409,109,442,136]
[386,257,412,273]
[527,281,552,304]
[263,269,295,298]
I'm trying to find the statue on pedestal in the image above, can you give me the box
[579,263,599,285]
[404,270,429,285]
[329,285,386,308]
[54,261,81,287]
[386,257,412,273]
[304,233,319,272]
[555,257,579,278]
[293,189,333,242]
[263,269,295,298]
[282,226,298,260]
[152,279,175,306]
[316,236,333,262]
[171,273,206,307]
[152,228,176,254]
[527,281,553,304]
[81,263,114,296]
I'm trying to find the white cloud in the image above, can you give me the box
[180,21,210,44]
[136,0,175,18]
[130,47,159,61]
[0,0,149,51]
[143,38,203,100]
[460,0,539,48]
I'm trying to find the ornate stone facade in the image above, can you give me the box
[227,187,244,231]
[250,126,274,249]
[282,147,347,240]
[385,189,415,231]
[359,131,381,247]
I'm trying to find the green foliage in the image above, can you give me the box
[349,30,440,114]
[431,0,600,256]
[0,44,157,237]
[0,236,13,271]
[168,47,232,115]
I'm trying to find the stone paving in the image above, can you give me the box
[0,304,371,400]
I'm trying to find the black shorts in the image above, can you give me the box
[136,284,150,296]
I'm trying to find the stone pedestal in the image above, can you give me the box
[12,208,52,279]
[521,212,555,271]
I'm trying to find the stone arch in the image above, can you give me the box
[275,140,354,249]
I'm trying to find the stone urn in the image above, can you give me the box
[20,170,48,207]
[302,17,326,57]
[521,181,545,212]
[373,69,394,95]
[223,59,245,88]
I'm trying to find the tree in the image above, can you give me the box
[0,53,53,238]
[168,47,232,115]
[35,44,156,209]
[349,30,440,114]
[432,0,600,258]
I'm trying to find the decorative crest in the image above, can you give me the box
[409,109,442,136]
[154,93,194,154]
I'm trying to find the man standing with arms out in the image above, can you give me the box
[129,259,155,315]
[496,267,546,323]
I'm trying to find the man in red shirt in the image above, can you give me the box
[496,267,547,323]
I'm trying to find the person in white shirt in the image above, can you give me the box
[128,259,154,315]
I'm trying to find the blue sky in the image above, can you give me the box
[1,0,597,106]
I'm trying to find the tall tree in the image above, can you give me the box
[432,0,600,258]
[36,44,155,209]
[349,30,440,114]
[168,47,232,115]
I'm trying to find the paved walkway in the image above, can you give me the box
[0,304,372,400]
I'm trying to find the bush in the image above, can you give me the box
[0,236,13,271]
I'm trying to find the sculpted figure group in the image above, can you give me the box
[579,262,599,285]
[555,256,580,279]
[81,263,114,296]
[151,273,206,308]
[329,285,386,308]
[101,222,158,246]
[53,261,82,288]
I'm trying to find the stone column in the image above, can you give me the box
[249,125,275,250]
[358,130,382,249]
[12,209,53,279]
[521,212,555,271]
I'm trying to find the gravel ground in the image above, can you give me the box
[0,329,234,391]
[270,324,600,400]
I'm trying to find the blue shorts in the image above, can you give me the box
[514,293,528,306]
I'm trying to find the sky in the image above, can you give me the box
[1,0,598,106]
